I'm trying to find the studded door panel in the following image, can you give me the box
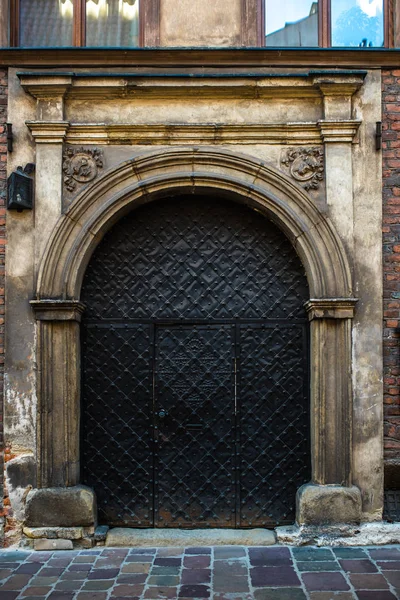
[81,197,309,321]
[81,323,154,526]
[237,323,310,527]
[81,196,310,528]
[155,325,235,528]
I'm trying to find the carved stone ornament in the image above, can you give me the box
[281,147,324,191]
[63,147,104,192]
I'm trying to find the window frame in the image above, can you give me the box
[9,0,159,47]
[259,0,393,48]
[7,0,396,48]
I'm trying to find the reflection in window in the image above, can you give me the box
[20,0,73,47]
[86,0,139,47]
[265,0,318,47]
[331,0,383,47]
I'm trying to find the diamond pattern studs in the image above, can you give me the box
[80,196,310,528]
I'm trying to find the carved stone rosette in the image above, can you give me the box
[281,147,324,191]
[63,147,104,192]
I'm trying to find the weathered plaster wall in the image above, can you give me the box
[4,66,384,526]
[4,70,35,455]
[352,70,383,520]
[3,69,36,542]
[66,98,322,126]
[160,0,241,47]
[383,69,400,485]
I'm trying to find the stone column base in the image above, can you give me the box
[25,485,97,528]
[296,484,362,526]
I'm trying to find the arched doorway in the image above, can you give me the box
[80,194,311,528]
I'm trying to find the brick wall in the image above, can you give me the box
[0,69,5,539]
[383,69,400,471]
[0,68,6,537]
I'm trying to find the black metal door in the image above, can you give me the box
[237,323,309,527]
[81,196,310,528]
[155,325,236,528]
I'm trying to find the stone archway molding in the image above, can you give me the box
[36,146,351,301]
[29,147,361,529]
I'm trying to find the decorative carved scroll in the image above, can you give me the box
[63,147,104,192]
[281,147,324,191]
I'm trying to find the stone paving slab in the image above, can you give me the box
[0,545,399,598]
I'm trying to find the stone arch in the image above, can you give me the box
[31,147,361,526]
[35,146,352,301]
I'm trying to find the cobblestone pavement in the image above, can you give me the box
[1,545,400,599]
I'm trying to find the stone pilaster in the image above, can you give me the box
[26,122,68,273]
[306,298,357,486]
[296,298,362,526]
[31,300,84,488]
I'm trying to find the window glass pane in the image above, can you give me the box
[331,0,383,47]
[19,0,73,47]
[265,1,318,47]
[86,0,139,47]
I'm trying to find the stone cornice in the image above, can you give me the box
[67,122,322,145]
[30,300,86,322]
[18,71,366,102]
[25,121,362,146]
[1,47,399,68]
[26,121,69,144]
[305,298,358,321]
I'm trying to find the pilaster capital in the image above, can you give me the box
[30,299,85,322]
[318,120,361,144]
[305,298,358,321]
[19,75,73,101]
[26,121,69,144]
[312,74,366,97]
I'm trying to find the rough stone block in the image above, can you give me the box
[106,527,276,547]
[57,527,83,540]
[296,484,362,526]
[276,522,400,546]
[73,537,94,549]
[6,454,36,521]
[23,527,57,539]
[34,538,73,550]
[7,455,36,489]
[25,486,97,527]
[84,526,95,536]
[23,526,83,539]
[94,525,109,541]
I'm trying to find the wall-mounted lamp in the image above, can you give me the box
[7,164,35,212]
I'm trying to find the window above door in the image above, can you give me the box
[8,0,160,47]
[264,0,388,48]
[3,0,398,48]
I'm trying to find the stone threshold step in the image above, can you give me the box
[106,527,276,547]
